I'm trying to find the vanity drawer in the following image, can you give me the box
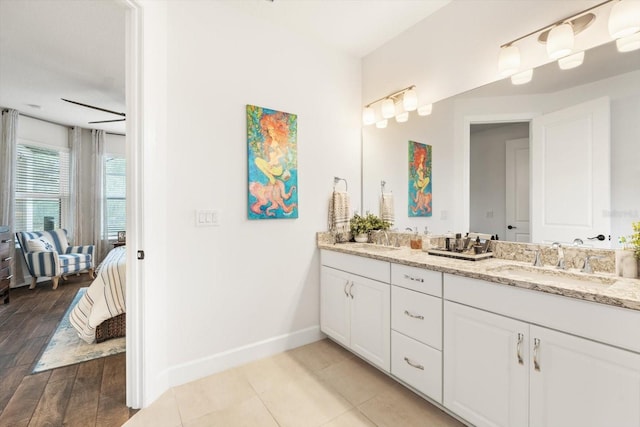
[321,250,390,283]
[392,285,442,349]
[392,330,442,403]
[391,263,441,297]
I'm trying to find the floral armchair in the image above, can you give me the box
[16,229,94,290]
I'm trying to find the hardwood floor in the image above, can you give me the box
[0,275,136,426]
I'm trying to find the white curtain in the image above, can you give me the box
[0,109,19,286]
[91,129,108,263]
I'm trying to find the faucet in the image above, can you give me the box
[551,242,566,270]
[572,238,584,247]
[382,230,390,246]
[527,248,543,267]
[581,255,604,274]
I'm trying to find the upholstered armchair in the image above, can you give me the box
[16,229,94,290]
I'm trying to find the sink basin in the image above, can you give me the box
[348,243,401,252]
[488,264,618,287]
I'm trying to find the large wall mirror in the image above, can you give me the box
[362,40,640,248]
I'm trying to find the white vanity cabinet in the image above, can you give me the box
[444,273,640,427]
[390,264,443,403]
[320,250,391,372]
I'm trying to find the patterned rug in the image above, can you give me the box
[33,288,125,373]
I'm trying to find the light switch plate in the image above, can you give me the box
[196,209,220,227]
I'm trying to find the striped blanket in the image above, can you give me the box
[70,246,126,343]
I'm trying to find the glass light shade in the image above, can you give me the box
[510,69,533,85]
[403,88,418,111]
[417,104,433,116]
[558,51,584,70]
[381,99,395,119]
[362,106,375,125]
[498,45,520,77]
[396,112,409,123]
[547,23,574,60]
[609,0,640,39]
[616,31,640,52]
[376,119,388,129]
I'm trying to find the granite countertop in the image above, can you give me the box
[318,241,640,312]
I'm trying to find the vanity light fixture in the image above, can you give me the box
[363,85,424,126]
[510,69,533,85]
[496,0,640,86]
[558,51,585,70]
[616,31,640,51]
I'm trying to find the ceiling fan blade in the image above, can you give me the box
[61,98,126,117]
[88,119,127,124]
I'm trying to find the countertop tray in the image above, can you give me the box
[427,249,493,261]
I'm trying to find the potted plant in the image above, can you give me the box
[617,221,640,278]
[350,213,391,243]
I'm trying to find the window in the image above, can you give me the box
[15,144,70,232]
[104,156,126,240]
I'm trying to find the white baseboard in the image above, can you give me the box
[166,325,324,388]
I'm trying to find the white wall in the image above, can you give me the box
[138,0,362,403]
[469,123,529,237]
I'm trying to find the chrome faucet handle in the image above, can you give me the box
[526,248,543,267]
[551,242,566,270]
[581,255,604,274]
[572,238,584,247]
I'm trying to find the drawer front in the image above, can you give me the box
[392,330,442,403]
[321,250,390,283]
[391,264,441,297]
[392,286,442,349]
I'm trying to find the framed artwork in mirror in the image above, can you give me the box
[408,141,432,217]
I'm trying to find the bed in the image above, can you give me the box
[69,246,126,343]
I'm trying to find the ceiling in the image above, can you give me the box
[0,0,450,136]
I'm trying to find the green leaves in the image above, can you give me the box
[349,213,391,236]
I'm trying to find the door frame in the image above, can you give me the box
[461,113,536,234]
[123,0,144,409]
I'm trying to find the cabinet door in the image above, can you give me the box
[350,275,390,372]
[320,266,351,348]
[530,325,640,427]
[444,302,529,427]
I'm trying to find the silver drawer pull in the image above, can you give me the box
[516,333,524,365]
[1,239,11,243]
[404,310,424,320]
[403,274,424,283]
[2,257,12,262]
[533,338,541,372]
[404,357,424,370]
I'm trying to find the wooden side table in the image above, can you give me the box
[113,242,126,248]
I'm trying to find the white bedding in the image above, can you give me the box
[70,246,126,343]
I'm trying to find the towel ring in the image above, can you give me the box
[381,180,391,194]
[334,177,348,192]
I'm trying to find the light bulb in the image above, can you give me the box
[403,88,418,111]
[609,0,640,39]
[558,51,584,70]
[616,31,640,52]
[417,104,433,116]
[498,45,520,77]
[511,69,533,85]
[362,106,375,125]
[547,23,574,60]
[376,119,388,129]
[381,99,395,119]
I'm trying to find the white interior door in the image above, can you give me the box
[531,97,611,248]
[505,138,530,242]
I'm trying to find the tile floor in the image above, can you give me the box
[124,339,465,427]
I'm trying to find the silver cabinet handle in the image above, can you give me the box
[517,333,524,365]
[404,310,424,320]
[1,239,11,243]
[3,275,13,281]
[403,274,424,283]
[404,357,424,370]
[348,281,354,299]
[343,280,350,297]
[533,338,541,371]
[2,256,12,262]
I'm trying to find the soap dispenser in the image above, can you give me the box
[410,228,422,249]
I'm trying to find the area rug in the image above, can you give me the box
[33,288,125,373]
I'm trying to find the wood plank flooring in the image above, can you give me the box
[0,275,136,426]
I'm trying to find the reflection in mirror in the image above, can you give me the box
[362,40,640,248]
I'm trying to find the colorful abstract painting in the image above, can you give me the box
[247,105,298,219]
[408,141,432,217]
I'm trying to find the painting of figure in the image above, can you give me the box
[408,141,432,217]
[247,105,298,219]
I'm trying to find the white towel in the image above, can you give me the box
[380,193,394,225]
[328,191,351,233]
